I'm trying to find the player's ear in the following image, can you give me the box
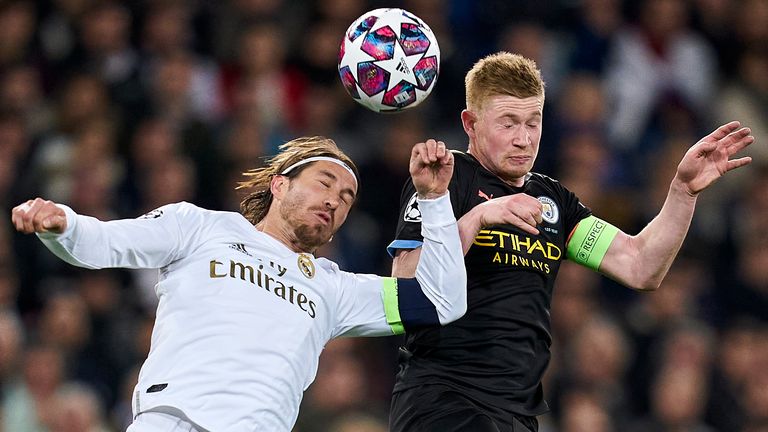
[270,174,289,200]
[461,109,477,139]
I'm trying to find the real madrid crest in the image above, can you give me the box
[298,253,315,279]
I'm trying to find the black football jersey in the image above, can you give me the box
[389,151,591,416]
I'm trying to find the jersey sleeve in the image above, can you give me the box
[557,182,594,246]
[387,160,466,256]
[36,202,206,269]
[387,179,423,256]
[333,193,467,338]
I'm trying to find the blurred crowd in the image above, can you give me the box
[0,0,766,431]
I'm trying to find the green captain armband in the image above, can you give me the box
[566,216,619,271]
[382,278,405,335]
[381,277,440,335]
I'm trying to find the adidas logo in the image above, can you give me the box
[229,243,252,257]
[396,58,410,74]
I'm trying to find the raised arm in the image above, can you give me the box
[596,121,754,290]
[407,139,466,325]
[334,140,466,337]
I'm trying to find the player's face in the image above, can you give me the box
[465,94,543,187]
[279,161,357,252]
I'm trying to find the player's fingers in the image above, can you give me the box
[707,121,740,141]
[731,126,751,138]
[726,156,753,172]
[424,139,438,163]
[435,141,446,159]
[27,199,63,232]
[410,142,427,167]
[722,127,750,144]
[413,141,427,165]
[439,147,454,165]
[42,215,66,232]
[10,201,33,232]
[411,142,425,158]
[32,200,61,232]
[513,214,540,235]
[533,200,544,225]
[20,198,45,233]
[31,199,58,232]
[503,204,538,229]
[513,199,542,227]
[725,129,754,153]
[693,137,718,154]
[35,203,65,232]
[532,209,543,225]
[525,212,540,229]
[21,198,41,234]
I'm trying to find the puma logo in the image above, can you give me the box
[478,190,494,201]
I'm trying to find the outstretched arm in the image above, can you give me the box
[11,198,194,269]
[597,121,755,290]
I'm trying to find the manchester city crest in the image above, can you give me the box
[537,196,559,224]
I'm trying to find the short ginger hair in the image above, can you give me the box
[465,51,545,112]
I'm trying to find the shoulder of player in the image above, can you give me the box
[156,202,254,231]
[527,172,571,193]
[311,258,372,283]
[450,150,475,171]
[448,150,482,185]
[526,172,588,217]
[527,171,560,184]
[304,257,349,288]
[160,201,238,219]
[314,257,339,273]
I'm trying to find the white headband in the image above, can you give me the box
[280,156,358,186]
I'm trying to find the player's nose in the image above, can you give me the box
[324,195,339,209]
[511,125,531,147]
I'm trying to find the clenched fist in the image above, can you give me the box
[410,139,454,200]
[11,198,67,234]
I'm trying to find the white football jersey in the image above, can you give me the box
[38,194,463,432]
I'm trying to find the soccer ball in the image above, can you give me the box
[338,8,440,113]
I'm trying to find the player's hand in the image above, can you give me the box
[473,193,543,235]
[675,121,755,195]
[410,139,454,199]
[11,198,67,234]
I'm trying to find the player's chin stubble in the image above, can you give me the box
[293,223,329,252]
[279,197,331,252]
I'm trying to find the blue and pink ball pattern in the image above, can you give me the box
[338,8,440,113]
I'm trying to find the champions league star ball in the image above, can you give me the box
[338,8,440,112]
